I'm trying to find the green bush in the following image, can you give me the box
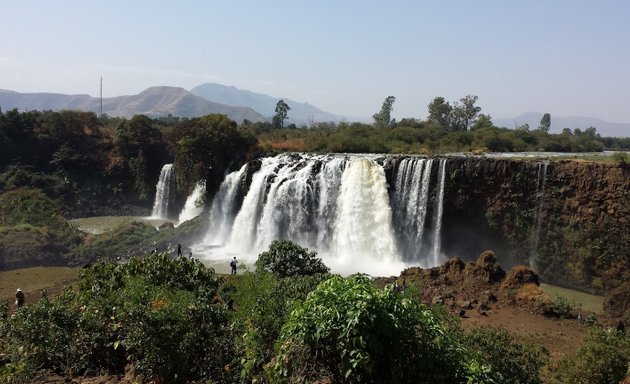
[547,327,629,384]
[267,274,496,384]
[0,253,234,383]
[230,270,329,381]
[256,240,330,278]
[551,294,581,318]
[464,327,548,384]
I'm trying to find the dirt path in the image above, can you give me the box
[460,305,587,359]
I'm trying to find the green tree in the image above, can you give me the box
[471,113,494,131]
[427,97,453,130]
[451,95,481,131]
[172,114,256,195]
[114,115,167,199]
[373,96,396,128]
[538,113,551,133]
[256,240,330,278]
[273,99,291,128]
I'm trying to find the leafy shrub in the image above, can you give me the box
[267,274,496,383]
[256,240,330,278]
[547,327,629,384]
[550,294,581,318]
[612,151,629,167]
[0,253,234,383]
[230,269,329,381]
[464,327,548,384]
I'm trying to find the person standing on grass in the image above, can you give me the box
[15,288,24,307]
[230,257,238,274]
[177,243,182,257]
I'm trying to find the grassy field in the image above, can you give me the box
[69,216,178,234]
[0,266,80,301]
[541,282,604,314]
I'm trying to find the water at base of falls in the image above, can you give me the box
[192,154,447,276]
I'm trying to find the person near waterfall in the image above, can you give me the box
[15,288,25,307]
[230,257,238,274]
[177,243,182,257]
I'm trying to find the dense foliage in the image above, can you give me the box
[464,327,549,384]
[0,253,235,383]
[0,188,80,270]
[546,327,629,384]
[268,275,496,384]
[256,239,330,278]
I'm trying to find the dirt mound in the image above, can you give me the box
[394,251,538,318]
[502,265,540,290]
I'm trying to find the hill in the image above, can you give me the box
[191,82,343,125]
[495,112,630,137]
[0,87,264,123]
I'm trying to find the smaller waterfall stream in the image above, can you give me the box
[529,161,549,270]
[177,181,206,225]
[432,158,447,266]
[151,164,174,219]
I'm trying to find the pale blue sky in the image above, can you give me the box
[1,1,629,121]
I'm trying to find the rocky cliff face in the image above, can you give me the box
[442,158,629,294]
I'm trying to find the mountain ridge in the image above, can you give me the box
[0,86,264,123]
[190,82,343,124]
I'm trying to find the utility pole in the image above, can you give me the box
[100,76,103,118]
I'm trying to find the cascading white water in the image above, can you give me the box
[151,164,174,219]
[432,158,447,266]
[529,161,549,271]
[193,154,447,275]
[328,158,402,274]
[392,158,434,261]
[255,159,319,251]
[177,180,206,225]
[226,158,280,254]
[203,164,249,245]
[316,157,347,249]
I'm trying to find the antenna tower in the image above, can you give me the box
[100,76,103,118]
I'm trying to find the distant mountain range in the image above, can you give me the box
[1,85,628,137]
[494,113,629,138]
[191,83,343,124]
[0,86,264,123]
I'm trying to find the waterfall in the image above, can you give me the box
[227,158,280,254]
[329,158,400,273]
[431,158,447,266]
[151,164,174,219]
[194,154,447,275]
[529,161,549,270]
[177,180,206,225]
[202,163,250,246]
[391,158,434,262]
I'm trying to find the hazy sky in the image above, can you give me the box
[1,1,629,122]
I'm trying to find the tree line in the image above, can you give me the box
[0,103,627,215]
